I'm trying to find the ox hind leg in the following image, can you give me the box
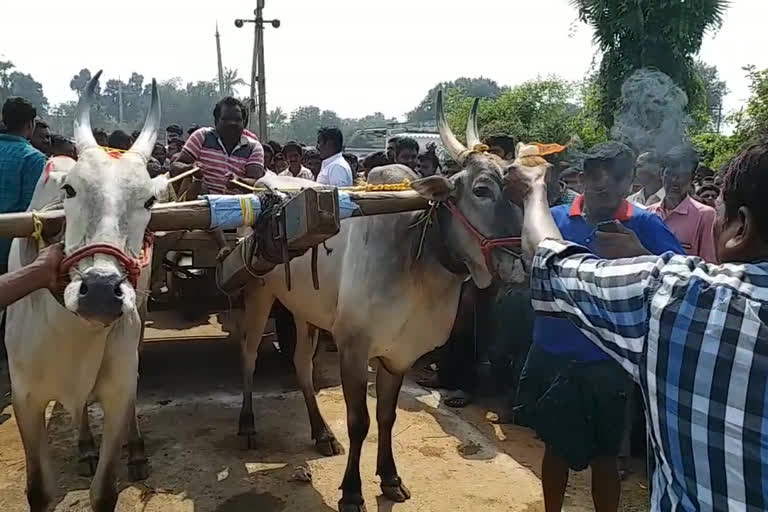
[375,365,411,503]
[126,402,149,481]
[13,396,53,512]
[337,343,370,512]
[238,288,272,449]
[293,320,342,456]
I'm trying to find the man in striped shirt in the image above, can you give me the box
[171,96,264,195]
[171,97,264,258]
[504,140,768,511]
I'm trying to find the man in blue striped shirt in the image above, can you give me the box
[0,97,46,272]
[505,140,768,511]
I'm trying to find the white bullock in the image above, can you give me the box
[4,72,166,512]
[236,94,527,512]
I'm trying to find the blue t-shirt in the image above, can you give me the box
[0,134,46,265]
[534,195,684,361]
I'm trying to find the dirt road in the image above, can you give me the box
[0,315,648,511]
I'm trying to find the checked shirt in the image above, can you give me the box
[530,238,768,511]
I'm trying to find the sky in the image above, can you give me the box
[1,0,767,122]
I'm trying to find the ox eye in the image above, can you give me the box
[473,186,494,199]
[62,184,76,198]
[144,196,156,209]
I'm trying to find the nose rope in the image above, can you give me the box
[441,199,522,277]
[59,231,153,289]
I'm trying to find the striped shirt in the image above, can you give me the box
[181,127,264,194]
[531,238,768,511]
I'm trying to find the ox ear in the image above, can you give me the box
[412,175,455,202]
[150,174,171,203]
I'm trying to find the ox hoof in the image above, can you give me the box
[381,476,411,502]
[127,458,150,481]
[238,433,258,450]
[338,496,366,512]
[315,433,343,456]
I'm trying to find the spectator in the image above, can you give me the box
[417,143,441,177]
[186,125,199,139]
[30,119,51,155]
[303,149,322,179]
[695,164,715,186]
[0,97,47,272]
[515,142,683,512]
[266,140,283,171]
[696,184,719,208]
[483,134,517,160]
[49,134,77,159]
[506,137,768,512]
[386,136,401,163]
[0,243,64,309]
[648,146,717,262]
[280,141,313,180]
[393,137,419,172]
[262,143,275,173]
[92,128,108,147]
[108,130,133,151]
[626,151,664,206]
[167,137,184,161]
[273,152,289,173]
[343,153,359,176]
[166,124,183,142]
[361,151,389,179]
[559,167,583,194]
[152,142,167,164]
[316,127,352,186]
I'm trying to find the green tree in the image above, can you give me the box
[407,77,504,123]
[694,60,729,133]
[221,68,247,97]
[287,106,322,144]
[731,65,768,143]
[572,0,728,127]
[9,71,48,113]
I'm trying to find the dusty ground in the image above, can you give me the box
[0,312,648,511]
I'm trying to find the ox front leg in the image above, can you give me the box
[90,391,133,512]
[78,404,99,477]
[238,289,272,450]
[13,396,53,512]
[294,321,342,456]
[338,347,370,512]
[126,402,149,481]
[375,366,411,503]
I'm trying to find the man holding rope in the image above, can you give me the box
[505,139,768,511]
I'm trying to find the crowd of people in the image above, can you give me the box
[2,91,768,512]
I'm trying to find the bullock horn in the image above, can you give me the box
[128,78,161,161]
[73,69,103,153]
[436,90,470,165]
[465,98,482,150]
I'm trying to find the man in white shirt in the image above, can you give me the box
[316,127,353,186]
[626,151,664,206]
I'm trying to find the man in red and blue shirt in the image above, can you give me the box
[515,142,683,512]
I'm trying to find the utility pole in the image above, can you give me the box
[255,0,267,141]
[236,1,280,141]
[215,23,225,96]
[118,79,124,125]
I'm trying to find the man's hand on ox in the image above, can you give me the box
[503,160,563,259]
[594,221,651,258]
[32,243,65,291]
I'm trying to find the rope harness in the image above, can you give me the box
[59,232,154,289]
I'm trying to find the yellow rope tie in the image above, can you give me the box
[340,180,412,192]
[31,211,44,249]
[239,196,255,225]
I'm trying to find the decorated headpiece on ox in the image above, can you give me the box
[410,92,527,287]
[40,71,167,325]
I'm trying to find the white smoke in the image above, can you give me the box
[610,69,692,157]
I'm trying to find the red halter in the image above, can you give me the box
[59,231,154,289]
[441,199,522,275]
